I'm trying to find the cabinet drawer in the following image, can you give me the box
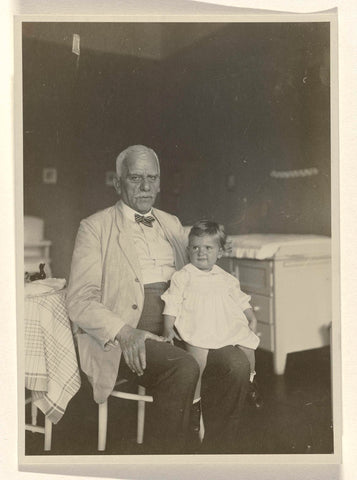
[257,321,274,352]
[249,293,273,325]
[237,259,273,296]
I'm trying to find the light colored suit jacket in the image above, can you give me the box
[67,201,188,403]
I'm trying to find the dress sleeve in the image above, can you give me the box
[161,269,188,317]
[229,275,252,311]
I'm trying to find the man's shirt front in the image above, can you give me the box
[121,200,176,285]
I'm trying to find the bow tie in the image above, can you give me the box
[135,213,155,227]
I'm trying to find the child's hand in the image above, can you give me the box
[163,328,175,344]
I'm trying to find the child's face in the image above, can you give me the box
[188,234,223,271]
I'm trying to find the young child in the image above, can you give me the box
[161,220,262,414]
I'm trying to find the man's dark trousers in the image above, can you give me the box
[118,283,249,454]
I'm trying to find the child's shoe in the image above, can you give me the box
[247,379,263,408]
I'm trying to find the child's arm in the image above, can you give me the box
[161,269,188,343]
[243,307,258,334]
[230,277,258,334]
[163,314,176,343]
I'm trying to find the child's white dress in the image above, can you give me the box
[161,263,260,350]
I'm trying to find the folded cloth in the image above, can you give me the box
[226,234,331,260]
[25,278,66,297]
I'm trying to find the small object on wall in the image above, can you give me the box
[270,168,319,179]
[106,171,117,186]
[72,34,80,56]
[42,168,57,184]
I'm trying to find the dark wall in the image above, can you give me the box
[159,23,330,234]
[23,22,330,280]
[23,34,163,278]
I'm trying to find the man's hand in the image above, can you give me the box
[116,324,164,376]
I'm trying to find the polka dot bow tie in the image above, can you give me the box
[135,213,155,227]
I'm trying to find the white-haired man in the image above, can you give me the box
[67,145,250,454]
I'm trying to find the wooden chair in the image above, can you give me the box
[97,379,153,451]
[25,393,52,451]
[97,380,205,450]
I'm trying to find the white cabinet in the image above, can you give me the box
[219,235,332,374]
[24,216,52,277]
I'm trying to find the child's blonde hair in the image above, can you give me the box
[188,220,227,249]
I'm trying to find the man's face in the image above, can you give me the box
[116,151,160,214]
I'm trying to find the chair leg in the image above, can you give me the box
[31,399,38,426]
[199,412,205,442]
[98,400,108,451]
[137,386,146,444]
[44,416,52,451]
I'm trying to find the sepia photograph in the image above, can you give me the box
[16,13,340,467]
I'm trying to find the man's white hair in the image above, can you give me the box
[116,145,160,177]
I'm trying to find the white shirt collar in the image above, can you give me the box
[120,200,154,222]
[186,263,221,275]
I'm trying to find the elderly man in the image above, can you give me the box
[67,145,249,454]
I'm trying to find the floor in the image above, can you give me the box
[25,346,334,456]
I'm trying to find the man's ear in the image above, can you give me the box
[113,175,121,195]
[217,248,224,259]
